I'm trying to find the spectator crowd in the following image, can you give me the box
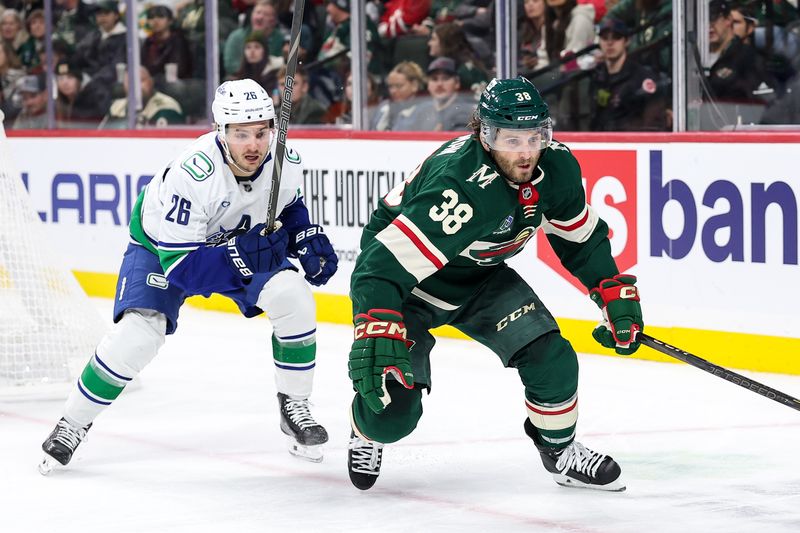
[0,0,798,131]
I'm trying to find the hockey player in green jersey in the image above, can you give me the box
[347,77,644,492]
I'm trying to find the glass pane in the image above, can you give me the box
[694,0,800,130]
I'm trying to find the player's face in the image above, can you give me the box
[225,122,273,175]
[488,129,544,184]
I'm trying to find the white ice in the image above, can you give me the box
[2,299,800,533]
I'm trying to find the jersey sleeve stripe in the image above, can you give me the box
[157,241,204,250]
[543,205,598,243]
[375,215,446,282]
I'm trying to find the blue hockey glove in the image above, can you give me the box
[225,223,288,278]
[289,225,338,286]
[348,309,414,414]
[589,274,644,355]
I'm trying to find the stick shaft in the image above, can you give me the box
[639,333,800,412]
[267,0,306,229]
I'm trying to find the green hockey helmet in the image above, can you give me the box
[477,77,552,152]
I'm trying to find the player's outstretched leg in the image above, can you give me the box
[525,419,625,491]
[278,393,328,462]
[39,418,92,475]
[348,430,384,490]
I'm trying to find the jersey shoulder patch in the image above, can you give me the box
[286,146,301,164]
[179,150,215,181]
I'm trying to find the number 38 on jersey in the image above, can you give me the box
[429,189,473,235]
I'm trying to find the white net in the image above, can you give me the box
[0,113,106,398]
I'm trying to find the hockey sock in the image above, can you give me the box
[272,333,315,398]
[64,353,130,427]
[525,393,577,448]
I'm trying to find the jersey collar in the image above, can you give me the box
[214,135,273,182]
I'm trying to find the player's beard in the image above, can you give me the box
[491,149,539,184]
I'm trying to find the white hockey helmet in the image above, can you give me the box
[212,78,275,131]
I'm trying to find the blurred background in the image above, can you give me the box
[2,0,798,132]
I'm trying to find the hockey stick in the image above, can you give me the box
[266,0,306,230]
[639,333,800,412]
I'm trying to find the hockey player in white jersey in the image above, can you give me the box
[40,79,338,473]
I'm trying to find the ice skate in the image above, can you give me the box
[277,393,328,462]
[526,419,625,491]
[348,431,383,490]
[39,418,92,475]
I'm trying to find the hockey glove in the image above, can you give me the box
[348,309,414,414]
[289,225,338,286]
[589,274,643,355]
[225,223,289,278]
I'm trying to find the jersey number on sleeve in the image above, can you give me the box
[166,195,191,225]
[429,189,473,235]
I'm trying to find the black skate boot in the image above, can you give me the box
[39,417,92,475]
[525,419,625,492]
[348,431,384,490]
[277,392,328,462]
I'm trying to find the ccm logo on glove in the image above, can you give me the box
[354,321,408,342]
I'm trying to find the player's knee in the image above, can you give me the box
[257,269,316,335]
[352,382,423,443]
[96,309,166,377]
[511,332,579,402]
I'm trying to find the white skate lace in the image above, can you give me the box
[53,420,87,450]
[348,435,383,474]
[555,441,605,478]
[283,398,319,430]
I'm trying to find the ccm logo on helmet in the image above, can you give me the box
[517,115,540,120]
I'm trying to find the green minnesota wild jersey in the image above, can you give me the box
[350,134,620,315]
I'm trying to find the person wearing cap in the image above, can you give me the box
[100,66,184,129]
[706,0,774,105]
[141,5,192,83]
[55,60,109,128]
[589,17,669,131]
[317,0,382,77]
[11,73,47,130]
[223,0,285,78]
[231,30,284,96]
[72,0,127,88]
[415,56,473,131]
[275,64,326,124]
[602,0,672,74]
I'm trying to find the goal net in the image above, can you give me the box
[0,112,106,399]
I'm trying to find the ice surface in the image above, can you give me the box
[2,299,799,533]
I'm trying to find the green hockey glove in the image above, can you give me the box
[589,274,644,355]
[348,309,414,414]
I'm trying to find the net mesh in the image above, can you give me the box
[0,113,106,396]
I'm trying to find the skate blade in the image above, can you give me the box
[38,455,62,476]
[286,438,324,463]
[553,473,626,492]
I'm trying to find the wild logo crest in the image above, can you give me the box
[461,227,536,265]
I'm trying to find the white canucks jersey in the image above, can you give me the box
[129,131,303,276]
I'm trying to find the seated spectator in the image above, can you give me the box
[415,57,473,131]
[231,30,283,96]
[53,0,97,54]
[707,0,774,103]
[318,0,383,77]
[335,71,380,126]
[2,9,28,53]
[428,22,489,97]
[602,0,672,74]
[274,0,320,58]
[519,0,548,76]
[100,66,184,128]
[141,5,192,83]
[17,9,44,72]
[223,0,284,79]
[176,0,239,78]
[275,65,326,124]
[0,41,24,124]
[378,0,431,39]
[54,60,108,128]
[370,60,427,131]
[589,18,669,131]
[72,1,127,88]
[543,0,595,72]
[11,73,47,129]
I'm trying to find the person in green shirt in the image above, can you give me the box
[346,77,644,493]
[223,0,285,78]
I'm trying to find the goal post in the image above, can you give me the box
[0,112,107,399]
